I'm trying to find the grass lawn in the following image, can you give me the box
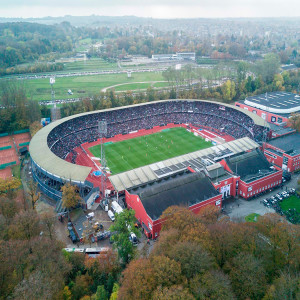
[64,58,118,72]
[12,165,21,179]
[245,213,260,222]
[24,71,165,101]
[89,127,213,174]
[280,195,300,213]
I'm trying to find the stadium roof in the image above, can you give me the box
[109,137,259,192]
[267,133,300,156]
[136,172,220,221]
[30,99,265,183]
[225,149,275,183]
[244,92,300,114]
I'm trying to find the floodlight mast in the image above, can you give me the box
[50,77,55,108]
[98,121,107,205]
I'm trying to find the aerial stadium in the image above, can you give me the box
[29,99,268,216]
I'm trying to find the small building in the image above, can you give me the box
[221,149,283,200]
[264,133,300,172]
[125,172,222,239]
[235,92,300,126]
[206,163,239,199]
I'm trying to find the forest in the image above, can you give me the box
[0,179,299,300]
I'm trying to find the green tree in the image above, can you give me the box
[92,285,108,300]
[109,283,119,300]
[109,209,140,265]
[256,53,280,84]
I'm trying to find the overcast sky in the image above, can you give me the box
[1,0,299,19]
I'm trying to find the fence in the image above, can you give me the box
[0,146,12,151]
[0,161,16,170]
[14,129,29,135]
[19,142,30,147]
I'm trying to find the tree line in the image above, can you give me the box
[0,81,41,134]
[118,206,300,300]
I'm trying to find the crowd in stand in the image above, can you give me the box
[47,100,265,160]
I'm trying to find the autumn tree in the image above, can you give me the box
[9,209,41,241]
[61,182,82,214]
[27,180,40,209]
[29,121,42,137]
[189,270,235,300]
[226,252,267,300]
[289,113,300,132]
[221,80,236,102]
[152,285,194,300]
[118,258,156,300]
[40,210,56,240]
[167,241,215,279]
[0,177,22,199]
[263,272,300,300]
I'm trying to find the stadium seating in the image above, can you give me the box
[47,100,265,160]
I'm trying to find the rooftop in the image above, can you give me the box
[206,163,232,183]
[267,133,300,156]
[243,92,300,115]
[226,149,276,183]
[109,137,259,192]
[135,172,220,221]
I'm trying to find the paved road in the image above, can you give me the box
[224,173,299,221]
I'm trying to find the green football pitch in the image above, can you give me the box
[89,127,213,174]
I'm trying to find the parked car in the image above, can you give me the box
[129,233,138,246]
[108,210,115,222]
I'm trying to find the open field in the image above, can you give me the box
[24,71,165,101]
[89,127,213,174]
[63,58,118,72]
[280,195,300,213]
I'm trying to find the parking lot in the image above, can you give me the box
[223,172,299,221]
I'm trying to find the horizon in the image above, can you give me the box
[0,0,299,19]
[1,14,300,20]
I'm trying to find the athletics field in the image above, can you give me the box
[89,127,213,174]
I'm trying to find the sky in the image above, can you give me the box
[0,0,299,19]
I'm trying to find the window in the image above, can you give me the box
[278,117,283,123]
[271,116,276,122]
[252,110,257,114]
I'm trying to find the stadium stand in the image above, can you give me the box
[30,99,267,207]
[47,100,265,160]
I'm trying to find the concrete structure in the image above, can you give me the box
[264,133,300,172]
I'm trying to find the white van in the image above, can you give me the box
[108,210,115,222]
[111,201,123,214]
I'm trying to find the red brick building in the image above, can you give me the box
[221,149,283,200]
[206,163,239,199]
[235,92,300,126]
[125,172,222,239]
[264,133,300,172]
